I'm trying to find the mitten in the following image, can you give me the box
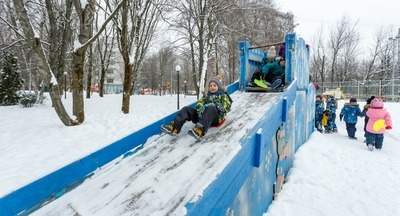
[385,125,392,130]
[339,114,344,121]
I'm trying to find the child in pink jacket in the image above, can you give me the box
[365,98,392,151]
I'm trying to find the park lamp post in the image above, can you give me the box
[176,65,181,110]
[184,80,187,98]
[64,71,67,99]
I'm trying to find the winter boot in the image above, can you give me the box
[188,123,204,141]
[161,122,179,137]
[367,143,374,151]
[247,81,257,87]
[271,79,282,89]
[333,128,338,133]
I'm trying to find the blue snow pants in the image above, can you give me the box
[346,123,357,138]
[366,132,384,149]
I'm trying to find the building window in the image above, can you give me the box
[107,69,114,74]
[107,79,114,83]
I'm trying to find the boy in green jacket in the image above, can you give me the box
[161,76,232,140]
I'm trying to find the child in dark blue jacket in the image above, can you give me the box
[315,95,324,133]
[340,98,364,139]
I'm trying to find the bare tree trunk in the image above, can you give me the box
[86,45,93,98]
[71,0,96,122]
[122,63,133,113]
[99,67,106,97]
[12,0,78,126]
[118,0,133,114]
[71,49,86,122]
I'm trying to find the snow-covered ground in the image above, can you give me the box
[1,93,400,215]
[266,99,400,216]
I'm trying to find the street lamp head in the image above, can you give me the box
[64,71,67,75]
[184,80,186,84]
[175,65,181,73]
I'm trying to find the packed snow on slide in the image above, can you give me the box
[33,92,282,216]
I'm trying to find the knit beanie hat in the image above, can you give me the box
[350,98,357,103]
[370,98,384,108]
[209,76,222,90]
[366,96,376,104]
[316,95,322,100]
[215,75,223,82]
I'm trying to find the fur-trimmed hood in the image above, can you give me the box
[344,102,359,107]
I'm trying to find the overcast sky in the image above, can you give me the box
[279,0,400,52]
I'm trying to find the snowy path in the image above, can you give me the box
[33,92,282,215]
[266,104,400,216]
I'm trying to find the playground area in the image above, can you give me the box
[316,79,400,102]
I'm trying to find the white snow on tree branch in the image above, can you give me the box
[74,40,83,52]
[50,73,58,85]
[129,44,136,65]
[80,0,88,9]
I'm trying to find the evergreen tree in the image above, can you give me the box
[0,52,23,105]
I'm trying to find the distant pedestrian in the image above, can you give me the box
[365,98,392,151]
[339,98,364,139]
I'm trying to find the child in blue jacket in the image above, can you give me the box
[340,98,364,139]
[315,95,324,133]
[325,95,337,133]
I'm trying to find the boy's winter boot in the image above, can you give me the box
[161,122,179,137]
[188,123,204,141]
[271,79,282,89]
[247,81,256,87]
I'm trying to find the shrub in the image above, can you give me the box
[19,92,37,108]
